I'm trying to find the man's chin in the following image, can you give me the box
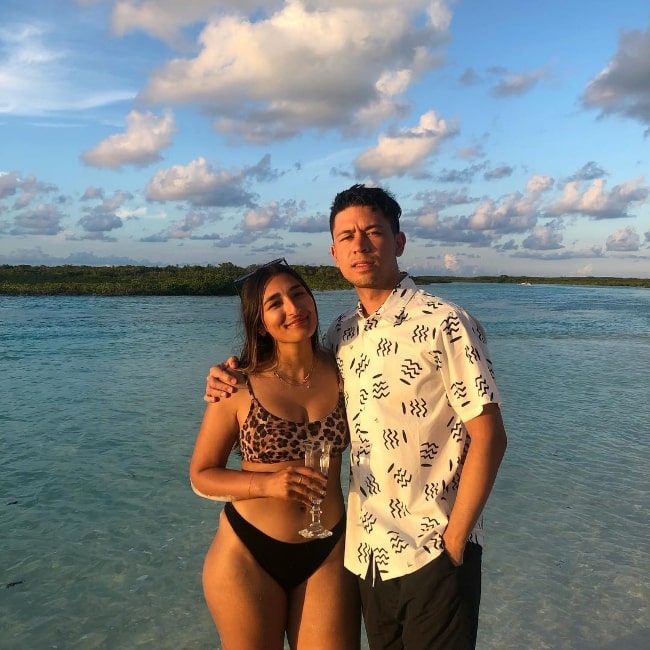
[341,268,372,284]
[343,268,401,291]
[345,273,381,290]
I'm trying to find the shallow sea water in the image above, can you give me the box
[1,283,649,649]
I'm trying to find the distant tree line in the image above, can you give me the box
[414,274,650,288]
[0,264,647,296]
[0,263,352,296]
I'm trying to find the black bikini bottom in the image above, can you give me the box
[223,502,345,592]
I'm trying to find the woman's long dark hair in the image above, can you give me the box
[237,263,322,373]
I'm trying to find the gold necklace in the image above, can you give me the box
[273,360,315,388]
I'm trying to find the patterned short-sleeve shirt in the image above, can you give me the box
[325,275,502,581]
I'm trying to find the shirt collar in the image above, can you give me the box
[340,272,418,325]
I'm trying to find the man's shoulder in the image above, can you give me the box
[328,305,359,328]
[324,305,359,346]
[406,288,465,317]
[409,290,488,342]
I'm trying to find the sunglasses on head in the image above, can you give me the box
[233,257,289,296]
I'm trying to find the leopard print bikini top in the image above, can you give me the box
[239,379,349,464]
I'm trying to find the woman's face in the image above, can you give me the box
[260,273,317,344]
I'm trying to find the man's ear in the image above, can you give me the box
[330,243,339,267]
[395,231,406,257]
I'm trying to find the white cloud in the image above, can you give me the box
[582,23,650,130]
[0,172,22,199]
[444,252,460,272]
[109,0,281,47]
[167,211,208,239]
[76,191,134,237]
[0,171,56,206]
[354,111,458,178]
[512,245,604,261]
[467,193,538,233]
[244,201,284,231]
[526,174,554,195]
[0,21,134,115]
[81,186,105,201]
[116,206,147,220]
[0,24,60,114]
[605,226,641,252]
[80,110,176,169]
[415,211,440,228]
[522,225,564,251]
[547,177,649,220]
[289,215,328,234]
[456,144,484,160]
[490,65,551,97]
[137,1,452,142]
[464,174,554,234]
[145,156,252,207]
[10,203,64,235]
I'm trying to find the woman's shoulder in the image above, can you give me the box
[203,372,251,415]
[233,370,250,390]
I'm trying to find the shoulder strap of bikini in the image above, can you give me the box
[242,373,258,401]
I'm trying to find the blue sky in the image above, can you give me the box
[1,0,649,277]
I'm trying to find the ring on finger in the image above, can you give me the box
[298,476,303,485]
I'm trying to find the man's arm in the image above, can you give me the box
[442,403,507,565]
[204,356,243,402]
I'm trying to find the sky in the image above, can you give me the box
[1,0,649,277]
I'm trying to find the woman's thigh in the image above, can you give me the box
[288,536,361,650]
[202,513,288,650]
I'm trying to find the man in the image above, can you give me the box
[206,184,507,649]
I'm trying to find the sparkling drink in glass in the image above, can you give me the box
[299,441,332,539]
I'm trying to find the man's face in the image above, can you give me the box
[330,205,406,290]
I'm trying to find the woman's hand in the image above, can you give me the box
[251,466,327,507]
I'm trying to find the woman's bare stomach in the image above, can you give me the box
[233,456,345,543]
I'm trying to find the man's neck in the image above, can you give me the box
[355,271,407,318]
[356,276,404,317]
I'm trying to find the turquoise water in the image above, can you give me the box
[2,284,649,649]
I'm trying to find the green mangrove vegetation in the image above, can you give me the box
[0,264,648,296]
[0,263,351,296]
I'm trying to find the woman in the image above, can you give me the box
[190,260,360,650]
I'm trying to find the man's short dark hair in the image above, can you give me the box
[329,184,402,235]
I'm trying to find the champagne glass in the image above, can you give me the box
[299,441,332,539]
